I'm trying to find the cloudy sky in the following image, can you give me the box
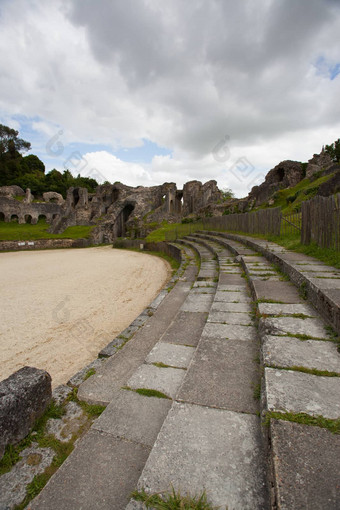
[0,0,340,197]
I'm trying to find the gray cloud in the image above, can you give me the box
[0,0,339,195]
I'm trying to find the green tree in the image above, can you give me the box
[324,138,340,163]
[221,187,235,200]
[0,124,31,157]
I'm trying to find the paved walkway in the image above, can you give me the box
[29,233,340,510]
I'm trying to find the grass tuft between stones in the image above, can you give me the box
[131,487,222,509]
[122,386,171,399]
[264,411,340,434]
[270,365,340,377]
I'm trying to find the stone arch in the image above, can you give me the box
[24,214,33,224]
[11,214,19,222]
[0,212,5,222]
[115,203,135,237]
[38,214,47,223]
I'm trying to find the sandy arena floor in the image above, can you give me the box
[0,246,171,388]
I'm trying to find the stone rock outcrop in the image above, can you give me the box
[182,180,222,216]
[306,149,334,179]
[0,367,52,459]
[42,192,64,205]
[248,160,304,206]
[0,185,25,198]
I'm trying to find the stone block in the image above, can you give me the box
[260,316,328,339]
[271,419,340,509]
[146,342,195,368]
[0,367,51,458]
[202,322,257,341]
[135,402,268,509]
[127,364,186,399]
[265,367,340,419]
[262,335,340,373]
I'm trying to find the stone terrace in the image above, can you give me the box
[3,233,339,510]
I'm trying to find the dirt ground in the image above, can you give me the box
[0,246,170,387]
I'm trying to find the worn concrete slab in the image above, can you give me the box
[214,291,251,302]
[262,335,340,373]
[180,293,214,312]
[217,284,247,291]
[127,364,185,399]
[193,281,217,287]
[211,301,252,313]
[265,367,340,419]
[308,277,340,289]
[251,280,302,303]
[207,311,252,325]
[219,273,245,285]
[78,281,193,405]
[92,389,171,447]
[260,316,328,339]
[30,430,150,510]
[145,342,195,368]
[202,322,257,341]
[135,402,268,509]
[258,302,317,317]
[190,287,215,294]
[178,338,259,413]
[297,265,339,274]
[271,419,340,510]
[197,269,217,279]
[160,311,207,347]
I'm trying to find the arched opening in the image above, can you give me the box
[170,199,174,213]
[25,214,32,224]
[112,188,120,202]
[116,203,135,237]
[0,212,5,222]
[11,215,19,222]
[38,214,47,224]
[73,188,80,206]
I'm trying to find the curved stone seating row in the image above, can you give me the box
[191,231,340,509]
[127,236,269,509]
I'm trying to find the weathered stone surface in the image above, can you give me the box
[160,311,207,347]
[92,389,171,447]
[258,302,316,316]
[271,419,340,509]
[214,290,251,302]
[30,430,151,510]
[42,191,64,204]
[0,367,52,458]
[252,280,302,303]
[180,293,214,312]
[135,402,268,509]
[265,367,340,419]
[202,322,257,341]
[46,401,87,443]
[177,338,260,413]
[127,364,186,399]
[146,342,195,368]
[0,445,55,509]
[67,358,106,386]
[211,301,252,313]
[263,335,340,373]
[207,311,252,325]
[260,316,327,339]
[306,149,334,179]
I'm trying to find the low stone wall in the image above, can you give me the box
[0,238,91,251]
[0,367,52,460]
[112,239,182,265]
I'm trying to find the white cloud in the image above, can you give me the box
[0,0,340,196]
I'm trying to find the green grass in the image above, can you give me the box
[131,487,220,510]
[264,411,340,434]
[145,221,205,242]
[254,172,336,215]
[0,219,93,241]
[122,386,171,399]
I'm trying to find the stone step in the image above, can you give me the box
[197,231,340,509]
[127,236,269,509]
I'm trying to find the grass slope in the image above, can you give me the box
[0,219,93,241]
